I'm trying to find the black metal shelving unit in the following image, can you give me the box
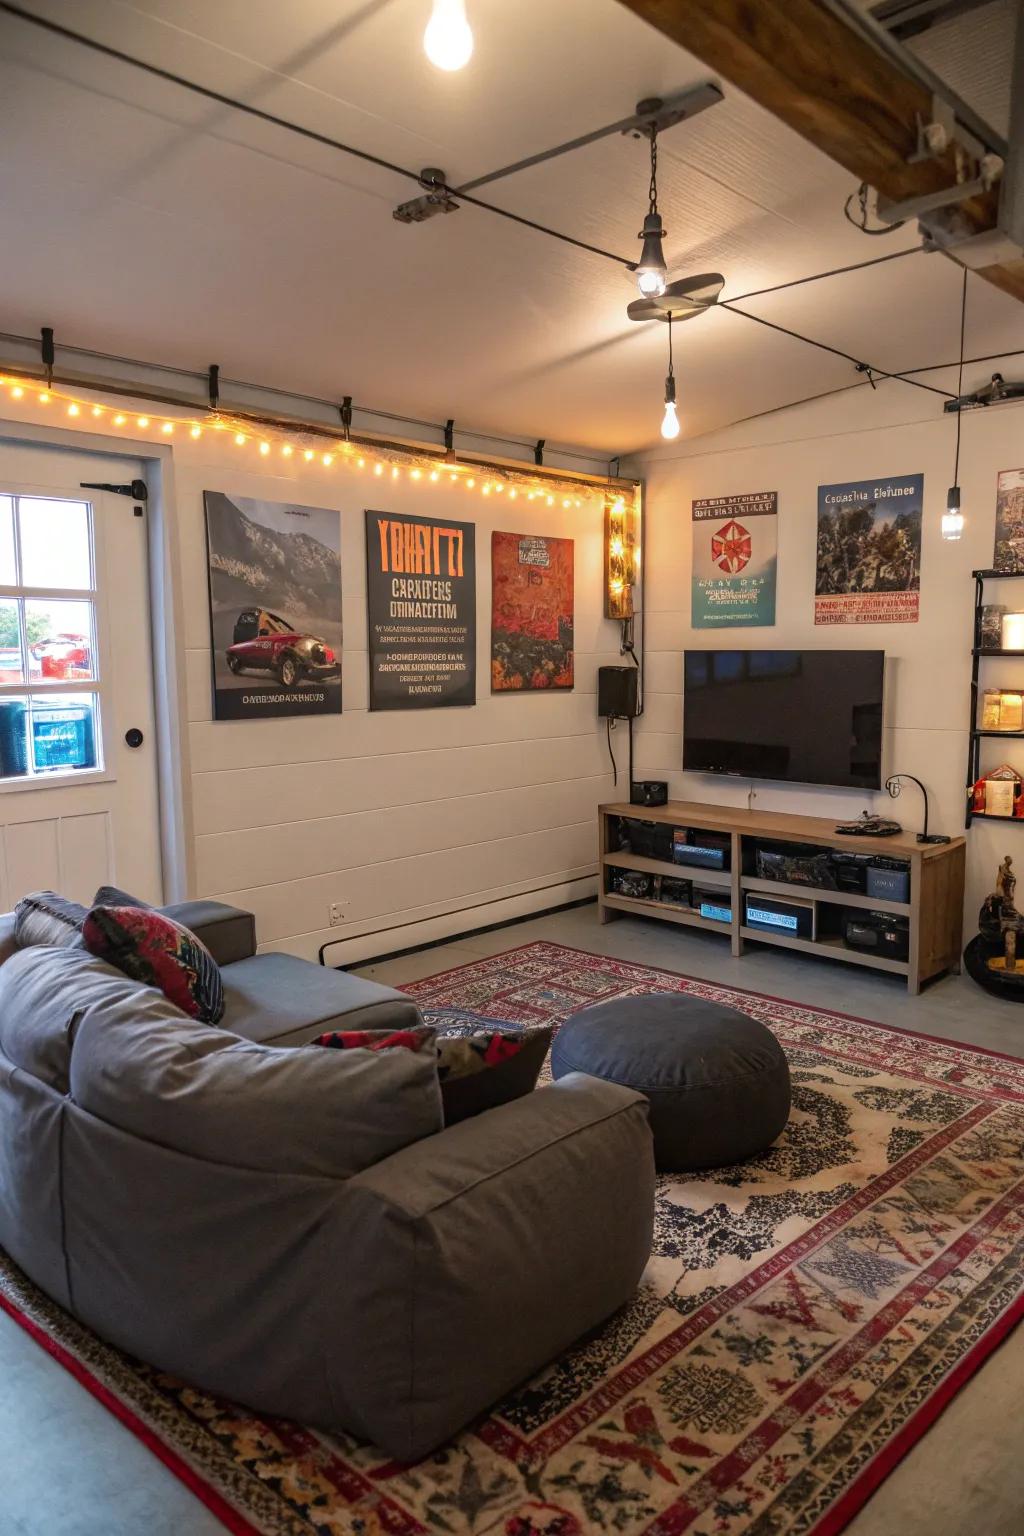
[967,568,1024,828]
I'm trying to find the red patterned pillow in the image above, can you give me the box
[436,1028,553,1125]
[82,905,225,1024]
[315,1027,435,1053]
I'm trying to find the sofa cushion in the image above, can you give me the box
[222,954,422,1047]
[83,905,225,1025]
[0,912,16,968]
[436,1027,553,1126]
[14,891,87,949]
[161,900,257,967]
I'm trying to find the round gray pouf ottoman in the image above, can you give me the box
[551,993,790,1172]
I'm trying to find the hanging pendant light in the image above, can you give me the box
[636,127,668,298]
[424,0,473,71]
[660,314,680,439]
[943,269,968,542]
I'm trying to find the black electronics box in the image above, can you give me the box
[755,841,837,889]
[598,666,639,719]
[616,817,674,862]
[744,892,815,940]
[696,889,732,923]
[659,875,693,908]
[673,829,730,871]
[842,909,910,962]
[865,858,910,903]
[630,779,668,807]
[829,850,872,893]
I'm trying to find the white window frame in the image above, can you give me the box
[0,486,115,791]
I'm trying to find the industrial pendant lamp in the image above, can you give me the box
[943,269,968,541]
[423,0,473,70]
[661,314,680,439]
[636,126,668,298]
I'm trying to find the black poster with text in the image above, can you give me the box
[365,509,476,710]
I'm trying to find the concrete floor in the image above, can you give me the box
[2,902,1022,1534]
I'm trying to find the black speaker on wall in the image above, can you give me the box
[598,666,639,719]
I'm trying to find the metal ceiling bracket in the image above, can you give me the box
[942,372,1024,412]
[208,363,220,410]
[534,439,545,466]
[908,96,956,163]
[877,157,1003,227]
[444,418,455,462]
[393,168,460,224]
[40,326,55,386]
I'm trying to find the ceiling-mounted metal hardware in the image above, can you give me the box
[534,439,545,466]
[942,372,1024,412]
[908,96,957,164]
[339,396,353,441]
[627,272,725,323]
[856,362,878,389]
[443,418,455,462]
[392,84,723,224]
[393,167,460,223]
[40,326,55,386]
[208,363,220,410]
[876,153,1003,227]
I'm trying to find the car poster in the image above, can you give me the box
[814,473,923,625]
[203,491,342,721]
[993,468,1024,572]
[691,491,777,628]
[365,509,476,710]
[491,531,574,691]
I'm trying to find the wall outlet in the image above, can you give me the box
[329,902,346,927]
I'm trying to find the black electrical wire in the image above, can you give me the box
[727,245,922,304]
[717,301,957,400]
[0,1,633,270]
[606,717,618,787]
[953,267,968,481]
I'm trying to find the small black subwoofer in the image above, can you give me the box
[630,780,668,807]
[598,666,639,719]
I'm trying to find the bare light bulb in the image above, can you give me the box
[942,485,964,541]
[638,268,667,298]
[424,0,473,70]
[661,374,680,440]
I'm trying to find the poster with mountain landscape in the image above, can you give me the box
[203,491,342,720]
[814,473,923,625]
[491,531,574,691]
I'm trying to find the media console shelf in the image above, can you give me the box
[599,800,966,994]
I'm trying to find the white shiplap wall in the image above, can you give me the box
[172,446,624,962]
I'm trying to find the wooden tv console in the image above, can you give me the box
[599,800,966,994]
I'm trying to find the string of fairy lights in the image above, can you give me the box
[0,369,635,514]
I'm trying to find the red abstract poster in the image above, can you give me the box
[491,531,574,692]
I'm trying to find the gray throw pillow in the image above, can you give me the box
[14,891,89,949]
[93,885,151,909]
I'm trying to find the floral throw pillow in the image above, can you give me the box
[436,1027,553,1126]
[82,905,225,1025]
[315,1026,436,1053]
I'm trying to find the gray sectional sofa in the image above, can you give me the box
[0,899,655,1460]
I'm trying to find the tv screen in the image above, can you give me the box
[683,649,884,790]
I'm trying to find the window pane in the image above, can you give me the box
[0,599,23,683]
[30,693,100,774]
[0,497,14,585]
[18,497,93,589]
[26,599,95,683]
[0,697,29,779]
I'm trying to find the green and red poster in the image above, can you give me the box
[691,491,778,628]
[491,531,574,691]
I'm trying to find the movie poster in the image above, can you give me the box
[365,509,476,709]
[491,531,574,692]
[691,491,777,627]
[993,468,1024,571]
[203,491,342,721]
[815,473,923,625]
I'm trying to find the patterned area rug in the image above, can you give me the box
[2,940,1024,1536]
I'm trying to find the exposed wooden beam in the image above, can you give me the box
[618,0,1024,303]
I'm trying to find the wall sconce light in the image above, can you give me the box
[605,493,639,619]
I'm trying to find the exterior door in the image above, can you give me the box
[0,436,163,908]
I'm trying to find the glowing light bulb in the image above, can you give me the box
[660,399,680,440]
[374,463,383,476]
[411,468,422,480]
[429,469,438,481]
[161,421,174,434]
[259,441,270,455]
[114,414,126,426]
[482,485,490,496]
[137,416,149,428]
[304,449,315,462]
[943,485,964,541]
[610,537,624,558]
[358,458,365,468]
[449,472,457,482]
[39,392,50,404]
[11,386,23,399]
[282,443,293,456]
[466,477,475,488]
[546,495,554,507]
[234,433,246,446]
[322,453,333,466]
[509,488,517,499]
[190,425,202,439]
[423,0,473,71]
[391,466,399,480]
[637,268,666,298]
[67,403,80,417]
[91,405,102,417]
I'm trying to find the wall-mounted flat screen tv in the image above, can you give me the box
[683,649,885,791]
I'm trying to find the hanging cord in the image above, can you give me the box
[844,181,907,237]
[606,717,618,787]
[953,267,968,483]
[648,126,659,214]
[667,311,674,380]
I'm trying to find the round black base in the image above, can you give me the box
[963,934,1024,1000]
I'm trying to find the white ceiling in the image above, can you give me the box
[1,0,1023,455]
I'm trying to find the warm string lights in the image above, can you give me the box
[0,370,627,512]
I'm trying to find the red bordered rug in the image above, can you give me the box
[2,940,1023,1536]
